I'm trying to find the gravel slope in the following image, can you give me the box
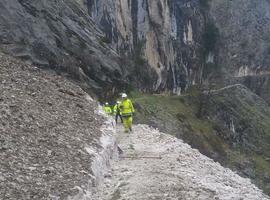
[0,52,105,199]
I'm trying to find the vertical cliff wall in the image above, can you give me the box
[86,0,206,94]
[0,0,127,97]
[209,0,270,102]
[84,0,270,98]
[0,0,269,98]
[209,0,270,77]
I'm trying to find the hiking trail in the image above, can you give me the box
[92,124,269,200]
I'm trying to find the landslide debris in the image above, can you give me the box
[0,52,104,199]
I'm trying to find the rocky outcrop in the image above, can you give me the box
[224,74,270,104]
[241,74,270,104]
[0,52,116,199]
[86,0,270,95]
[209,0,270,78]
[88,0,206,93]
[1,0,269,97]
[209,0,270,103]
[0,0,126,95]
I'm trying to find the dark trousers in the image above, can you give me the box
[115,112,123,123]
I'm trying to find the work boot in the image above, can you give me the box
[129,127,133,133]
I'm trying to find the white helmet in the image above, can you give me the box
[105,102,109,105]
[121,93,127,98]
[117,101,120,104]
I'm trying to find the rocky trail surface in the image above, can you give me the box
[92,125,269,200]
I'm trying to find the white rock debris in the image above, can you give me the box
[92,124,269,200]
[70,108,118,200]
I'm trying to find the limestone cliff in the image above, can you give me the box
[0,0,125,96]
[85,0,270,98]
[87,0,205,93]
[1,0,269,98]
[209,0,270,103]
[210,0,270,77]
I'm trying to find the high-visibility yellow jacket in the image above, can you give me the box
[119,99,134,117]
[103,106,112,115]
[113,103,121,114]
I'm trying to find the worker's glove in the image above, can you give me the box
[132,112,135,116]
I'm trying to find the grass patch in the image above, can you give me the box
[132,92,229,160]
[130,87,270,194]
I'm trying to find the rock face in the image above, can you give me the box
[0,0,125,95]
[0,0,206,94]
[85,0,270,97]
[210,0,270,77]
[241,75,270,104]
[87,0,204,93]
[209,0,270,103]
[0,52,114,199]
[0,0,269,98]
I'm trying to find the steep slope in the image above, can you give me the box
[87,0,204,92]
[205,84,270,193]
[93,125,269,200]
[1,0,269,98]
[209,0,270,103]
[133,85,270,194]
[210,0,270,77]
[85,0,270,98]
[241,74,270,104]
[0,52,115,199]
[0,0,125,94]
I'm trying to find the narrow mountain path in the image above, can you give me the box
[92,125,269,200]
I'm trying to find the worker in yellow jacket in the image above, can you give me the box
[119,93,135,133]
[103,102,112,115]
[113,101,123,124]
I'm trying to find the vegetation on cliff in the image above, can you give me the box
[132,85,270,195]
